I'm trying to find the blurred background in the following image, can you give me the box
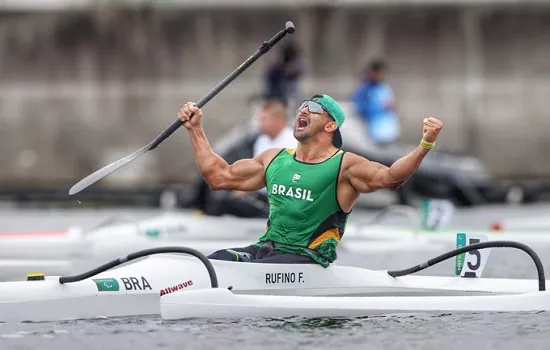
[1,0,550,211]
[1,0,550,284]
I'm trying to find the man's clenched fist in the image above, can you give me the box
[422,117,443,143]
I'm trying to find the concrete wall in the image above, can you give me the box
[0,5,549,188]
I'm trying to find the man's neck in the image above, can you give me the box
[295,141,337,163]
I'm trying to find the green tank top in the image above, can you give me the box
[257,148,350,267]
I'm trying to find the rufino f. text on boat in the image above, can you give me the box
[265,272,304,284]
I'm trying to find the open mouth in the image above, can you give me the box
[296,115,309,131]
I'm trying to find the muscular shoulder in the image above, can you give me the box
[256,147,286,168]
[339,152,378,183]
[341,152,370,171]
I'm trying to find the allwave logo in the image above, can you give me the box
[160,280,194,296]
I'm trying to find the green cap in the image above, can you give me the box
[311,94,345,148]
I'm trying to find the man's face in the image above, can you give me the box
[293,103,336,142]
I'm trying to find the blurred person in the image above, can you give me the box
[178,94,443,266]
[263,42,304,109]
[351,59,400,145]
[253,97,296,158]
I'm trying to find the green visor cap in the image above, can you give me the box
[311,94,345,148]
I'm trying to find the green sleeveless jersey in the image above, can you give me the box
[257,148,350,267]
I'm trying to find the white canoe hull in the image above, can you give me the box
[161,288,550,320]
[0,291,161,323]
[0,255,548,322]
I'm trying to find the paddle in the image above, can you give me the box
[69,21,296,196]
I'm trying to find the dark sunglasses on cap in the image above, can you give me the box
[298,100,328,115]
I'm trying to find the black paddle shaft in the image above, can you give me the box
[149,21,295,151]
[69,21,294,196]
[68,21,295,196]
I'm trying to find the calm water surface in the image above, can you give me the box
[1,312,550,350]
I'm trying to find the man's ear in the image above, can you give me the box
[325,121,338,132]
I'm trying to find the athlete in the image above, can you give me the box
[178,94,443,267]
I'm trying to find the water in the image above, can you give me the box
[2,204,550,349]
[1,313,549,350]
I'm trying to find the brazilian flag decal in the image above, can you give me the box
[93,278,120,292]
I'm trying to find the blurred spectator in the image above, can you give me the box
[253,97,296,158]
[351,59,400,145]
[263,42,304,109]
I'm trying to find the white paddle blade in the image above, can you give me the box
[68,144,151,195]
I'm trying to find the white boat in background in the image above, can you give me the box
[350,225,550,248]
[0,236,547,322]
[0,207,446,268]
[0,204,420,260]
[89,235,446,264]
[0,229,87,260]
[346,202,550,248]
[0,211,266,261]
[0,259,73,282]
[494,216,550,231]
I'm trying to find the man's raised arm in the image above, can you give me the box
[179,102,275,192]
[344,117,443,193]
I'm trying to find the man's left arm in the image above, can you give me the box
[345,117,443,193]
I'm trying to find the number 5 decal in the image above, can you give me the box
[455,233,492,278]
[466,238,481,272]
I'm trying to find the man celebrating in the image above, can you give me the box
[178,94,442,267]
